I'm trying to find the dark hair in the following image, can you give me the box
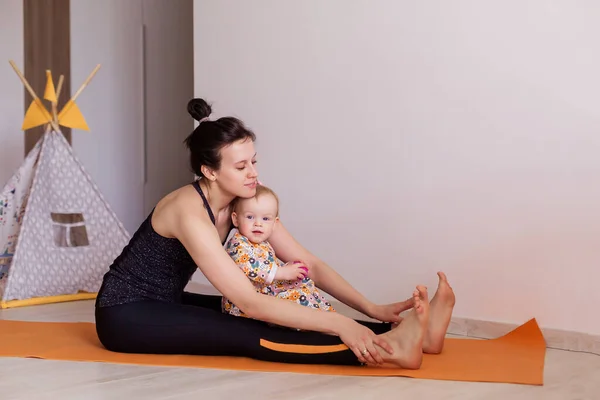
[184,98,256,177]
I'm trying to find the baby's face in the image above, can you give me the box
[233,194,279,244]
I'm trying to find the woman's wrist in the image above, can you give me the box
[362,301,378,319]
[325,310,354,336]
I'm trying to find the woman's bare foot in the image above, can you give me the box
[374,285,429,369]
[422,271,455,354]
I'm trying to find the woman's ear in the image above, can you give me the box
[200,165,217,181]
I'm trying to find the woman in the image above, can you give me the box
[95,98,455,368]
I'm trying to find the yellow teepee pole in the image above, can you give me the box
[52,74,65,125]
[71,64,101,103]
[59,64,100,115]
[9,60,60,133]
[44,74,64,133]
[57,64,100,130]
[56,74,65,99]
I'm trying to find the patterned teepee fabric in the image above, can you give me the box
[0,140,42,293]
[1,131,130,302]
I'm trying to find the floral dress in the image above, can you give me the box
[222,230,335,317]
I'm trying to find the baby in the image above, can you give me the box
[222,184,335,318]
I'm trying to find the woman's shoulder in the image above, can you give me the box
[151,183,213,239]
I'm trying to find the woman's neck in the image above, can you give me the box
[198,178,235,216]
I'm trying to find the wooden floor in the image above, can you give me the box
[1,293,599,399]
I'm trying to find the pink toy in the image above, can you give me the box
[292,261,309,279]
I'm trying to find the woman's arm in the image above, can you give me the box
[172,207,394,364]
[268,220,377,318]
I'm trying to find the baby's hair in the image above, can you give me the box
[231,184,280,216]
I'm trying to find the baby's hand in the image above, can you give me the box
[276,261,308,281]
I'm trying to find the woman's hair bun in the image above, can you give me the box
[187,98,212,121]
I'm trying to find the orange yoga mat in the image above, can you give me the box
[0,318,545,385]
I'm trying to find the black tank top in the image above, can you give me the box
[95,180,221,308]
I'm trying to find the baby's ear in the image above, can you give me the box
[231,212,239,227]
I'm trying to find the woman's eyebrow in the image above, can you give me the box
[234,153,257,164]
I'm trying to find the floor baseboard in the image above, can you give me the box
[447,316,600,356]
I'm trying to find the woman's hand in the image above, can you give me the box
[337,319,394,366]
[367,298,415,324]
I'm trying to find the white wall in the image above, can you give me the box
[142,0,195,216]
[0,1,24,186]
[194,0,600,335]
[70,0,194,235]
[71,0,145,235]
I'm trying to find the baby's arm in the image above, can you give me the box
[274,261,308,282]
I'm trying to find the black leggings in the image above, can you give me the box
[95,292,391,365]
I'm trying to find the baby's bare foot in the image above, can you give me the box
[423,271,455,354]
[375,286,429,369]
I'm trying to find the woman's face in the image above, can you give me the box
[215,138,258,198]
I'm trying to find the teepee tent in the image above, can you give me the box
[0,61,130,309]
